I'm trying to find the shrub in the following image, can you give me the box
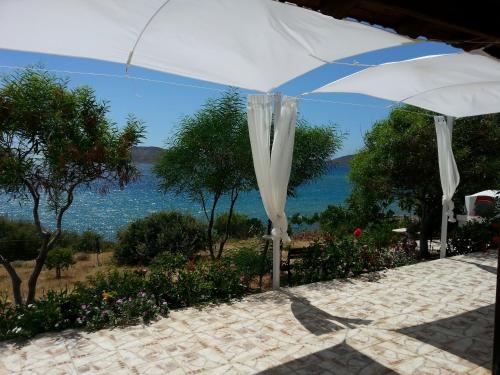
[115,211,206,265]
[45,248,76,279]
[73,230,103,253]
[0,217,41,261]
[318,205,358,238]
[214,212,264,239]
[447,220,497,255]
[0,290,76,340]
[292,236,417,285]
[72,270,168,330]
[147,253,246,308]
[230,247,266,286]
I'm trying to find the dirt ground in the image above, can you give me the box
[0,236,317,302]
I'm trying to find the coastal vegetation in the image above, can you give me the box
[0,68,145,305]
[1,73,499,341]
[154,90,342,259]
[348,108,500,257]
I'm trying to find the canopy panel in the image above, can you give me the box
[0,0,411,92]
[312,52,500,117]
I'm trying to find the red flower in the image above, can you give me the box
[354,228,362,238]
[492,236,500,246]
[491,222,500,230]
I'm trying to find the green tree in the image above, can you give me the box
[45,248,75,279]
[73,230,103,266]
[0,68,145,304]
[154,91,254,259]
[349,106,500,257]
[289,119,343,196]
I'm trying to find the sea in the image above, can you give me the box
[0,164,351,240]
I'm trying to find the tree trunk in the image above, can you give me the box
[258,219,272,289]
[217,189,239,259]
[56,267,61,279]
[207,194,220,260]
[0,259,23,305]
[26,236,51,305]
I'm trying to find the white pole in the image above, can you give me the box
[440,204,448,259]
[272,235,280,290]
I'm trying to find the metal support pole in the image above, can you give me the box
[263,233,281,290]
[272,235,280,290]
[440,204,448,259]
[493,252,499,374]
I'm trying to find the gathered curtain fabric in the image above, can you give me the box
[434,115,460,222]
[247,94,298,243]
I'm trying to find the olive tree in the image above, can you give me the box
[349,106,500,257]
[0,68,145,304]
[154,91,254,259]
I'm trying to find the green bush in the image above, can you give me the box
[0,217,41,261]
[0,290,76,340]
[72,270,168,330]
[73,230,103,253]
[292,236,417,285]
[230,247,268,286]
[447,220,497,255]
[115,211,206,265]
[45,248,76,279]
[214,212,264,239]
[318,205,358,238]
[147,253,246,308]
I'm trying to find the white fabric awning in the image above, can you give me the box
[465,190,500,216]
[0,0,411,92]
[312,52,500,117]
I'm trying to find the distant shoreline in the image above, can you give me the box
[132,146,354,167]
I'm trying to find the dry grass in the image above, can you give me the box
[0,236,314,302]
[0,252,117,302]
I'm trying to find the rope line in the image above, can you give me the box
[0,64,435,116]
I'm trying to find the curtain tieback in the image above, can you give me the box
[442,196,456,222]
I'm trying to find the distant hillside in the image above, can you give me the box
[131,146,164,164]
[132,147,354,167]
[328,154,354,167]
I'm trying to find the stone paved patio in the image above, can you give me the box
[0,251,496,374]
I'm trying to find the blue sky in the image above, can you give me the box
[0,41,458,156]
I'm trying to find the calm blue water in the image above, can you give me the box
[0,164,351,239]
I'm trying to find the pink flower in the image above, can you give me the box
[354,228,362,238]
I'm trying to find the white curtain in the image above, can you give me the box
[247,93,298,242]
[434,115,460,258]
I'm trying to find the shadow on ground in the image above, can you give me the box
[397,304,494,369]
[258,341,397,375]
[282,290,372,335]
[451,258,497,275]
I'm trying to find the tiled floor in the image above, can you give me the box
[0,251,496,374]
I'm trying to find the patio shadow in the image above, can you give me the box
[450,258,497,275]
[397,304,494,369]
[258,341,397,374]
[282,290,371,335]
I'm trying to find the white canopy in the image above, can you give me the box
[0,0,411,92]
[465,190,499,216]
[312,52,500,118]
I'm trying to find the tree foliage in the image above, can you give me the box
[45,248,75,279]
[154,91,253,258]
[155,91,344,259]
[0,68,145,304]
[290,119,344,196]
[349,106,500,257]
